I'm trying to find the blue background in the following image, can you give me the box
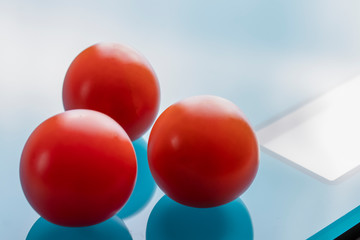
[1,0,360,239]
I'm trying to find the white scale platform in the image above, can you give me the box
[257,75,360,182]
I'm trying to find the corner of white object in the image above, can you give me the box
[257,75,360,183]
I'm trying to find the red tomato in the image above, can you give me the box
[20,110,137,227]
[62,43,160,141]
[148,95,259,208]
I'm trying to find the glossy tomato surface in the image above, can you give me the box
[20,110,137,227]
[62,43,160,140]
[148,95,259,208]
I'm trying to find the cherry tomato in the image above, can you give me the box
[20,110,137,227]
[148,95,259,208]
[62,43,160,141]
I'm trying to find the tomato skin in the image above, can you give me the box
[62,43,160,141]
[148,95,259,208]
[20,110,137,227]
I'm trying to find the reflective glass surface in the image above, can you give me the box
[1,1,360,239]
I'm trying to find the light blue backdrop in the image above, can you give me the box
[1,1,360,239]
